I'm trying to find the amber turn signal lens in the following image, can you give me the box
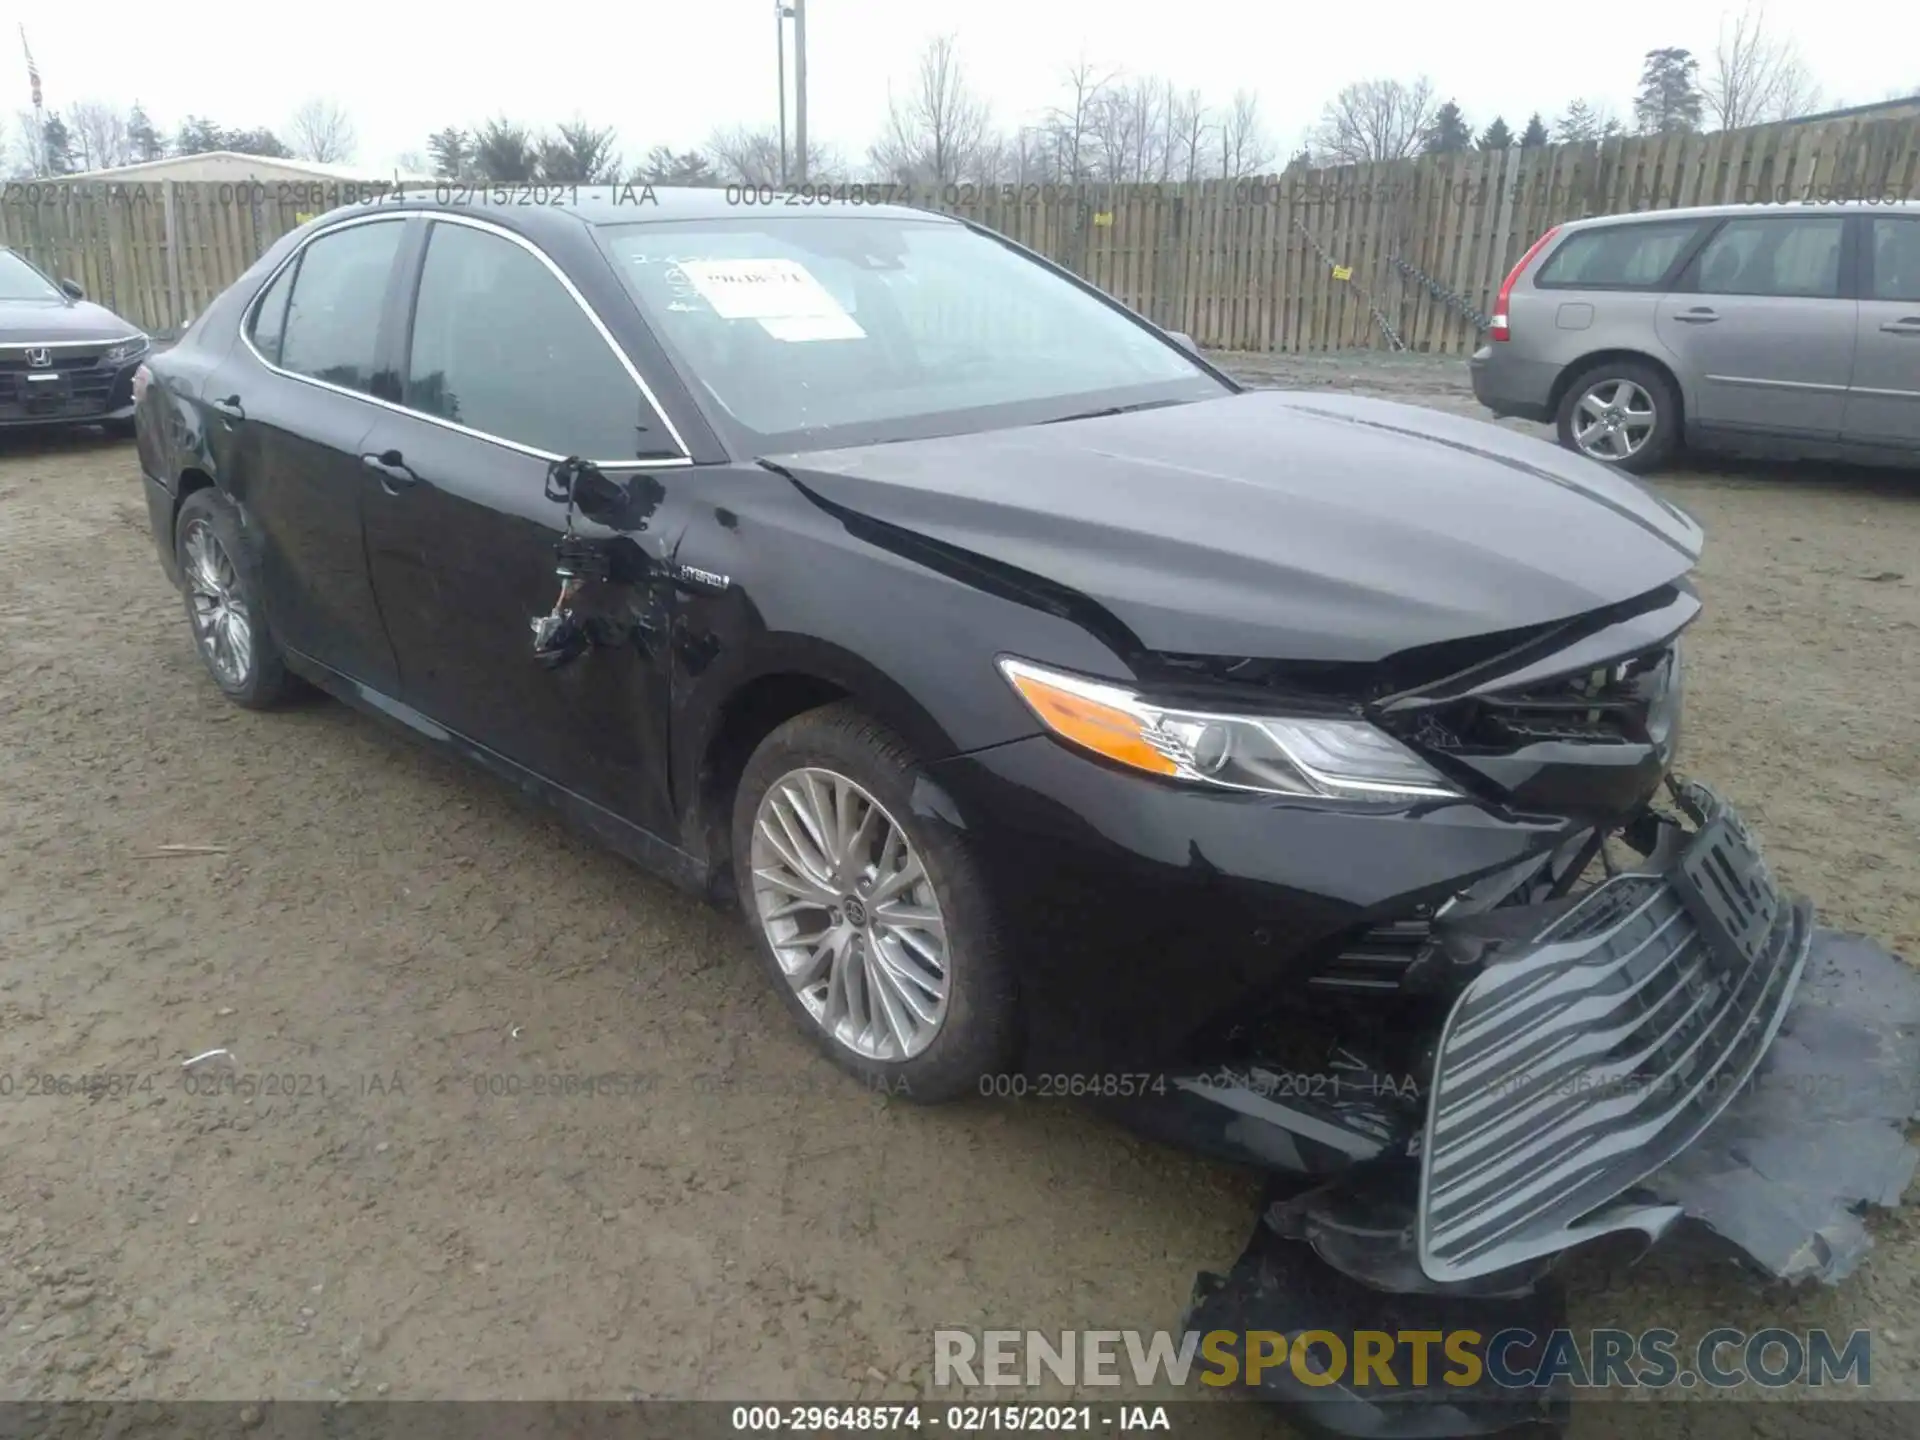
[1001,663,1179,776]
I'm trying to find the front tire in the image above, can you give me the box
[732,703,1014,1102]
[174,488,295,710]
[1555,360,1680,474]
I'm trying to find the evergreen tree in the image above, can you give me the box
[1519,113,1551,147]
[127,104,166,162]
[1422,100,1473,154]
[427,127,470,180]
[42,115,76,174]
[637,146,716,185]
[1478,116,1515,150]
[174,117,225,155]
[1633,48,1704,133]
[224,127,293,158]
[470,120,539,182]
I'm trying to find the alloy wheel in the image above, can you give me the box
[1571,379,1657,462]
[182,519,254,688]
[749,766,951,1062]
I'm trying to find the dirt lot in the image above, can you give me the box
[2,354,1918,1431]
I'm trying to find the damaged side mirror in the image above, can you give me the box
[543,455,634,526]
[568,465,633,525]
[532,457,656,669]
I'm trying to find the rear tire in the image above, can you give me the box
[174,488,296,710]
[1555,359,1680,475]
[731,702,1015,1103]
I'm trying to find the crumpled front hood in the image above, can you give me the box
[0,297,140,345]
[773,391,1703,663]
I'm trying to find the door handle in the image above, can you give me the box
[360,449,418,490]
[208,394,245,421]
[1672,308,1719,324]
[1881,317,1920,335]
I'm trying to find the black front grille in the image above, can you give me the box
[0,346,120,418]
[1313,917,1433,994]
[1413,644,1677,753]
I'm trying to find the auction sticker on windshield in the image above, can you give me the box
[678,257,865,341]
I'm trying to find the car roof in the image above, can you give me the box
[1559,198,1920,229]
[334,184,953,233]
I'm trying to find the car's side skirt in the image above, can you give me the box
[281,649,716,902]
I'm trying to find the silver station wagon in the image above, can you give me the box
[1470,200,1920,472]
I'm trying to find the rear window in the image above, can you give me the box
[1535,221,1702,290]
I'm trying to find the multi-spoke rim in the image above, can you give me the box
[1571,378,1657,461]
[749,767,950,1062]
[182,519,253,688]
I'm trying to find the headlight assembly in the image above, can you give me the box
[103,334,150,365]
[997,656,1461,803]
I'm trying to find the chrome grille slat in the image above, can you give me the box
[1429,952,1758,1229]
[1418,794,1812,1282]
[1433,936,1715,1156]
[1441,899,1692,1079]
[1429,933,1801,1266]
[1443,883,1670,1043]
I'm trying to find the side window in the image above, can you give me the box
[1691,217,1845,299]
[278,221,406,393]
[404,222,666,460]
[1535,221,1700,289]
[247,259,298,365]
[1869,217,1920,303]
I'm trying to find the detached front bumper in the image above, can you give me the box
[1151,780,1920,1300]
[1181,783,1920,1432]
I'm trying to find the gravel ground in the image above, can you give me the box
[2,353,1917,1435]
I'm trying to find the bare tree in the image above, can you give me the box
[66,102,134,171]
[1088,81,1150,181]
[707,126,842,185]
[1171,89,1210,183]
[1043,57,1113,184]
[1310,76,1437,164]
[1216,90,1272,178]
[1703,3,1822,129]
[870,35,993,184]
[966,132,1012,185]
[287,98,358,163]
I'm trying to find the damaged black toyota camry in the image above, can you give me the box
[136,191,1918,1430]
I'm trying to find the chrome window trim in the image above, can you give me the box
[0,337,142,349]
[237,209,694,471]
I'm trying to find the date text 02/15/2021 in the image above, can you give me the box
[730,1406,1173,1432]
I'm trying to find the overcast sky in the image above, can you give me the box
[18,0,1917,173]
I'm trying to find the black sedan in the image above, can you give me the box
[135,190,1829,1306]
[0,246,148,434]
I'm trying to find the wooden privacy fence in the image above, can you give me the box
[935,113,1920,354]
[4,113,1917,354]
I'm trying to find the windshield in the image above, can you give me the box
[0,250,60,302]
[598,216,1226,451]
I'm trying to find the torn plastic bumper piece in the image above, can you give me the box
[1632,925,1920,1284]
[1185,1214,1573,1438]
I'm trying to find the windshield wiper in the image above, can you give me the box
[1040,398,1189,425]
